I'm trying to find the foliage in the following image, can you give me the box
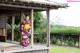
[51,25,80,35]
[33,12,46,43]
[50,25,79,46]
[7,23,12,40]
[34,12,46,33]
[14,24,20,42]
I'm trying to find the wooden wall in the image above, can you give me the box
[0,16,6,29]
[0,15,6,42]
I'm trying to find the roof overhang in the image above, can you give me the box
[0,0,68,11]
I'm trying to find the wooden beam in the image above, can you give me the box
[0,3,48,10]
[3,10,31,16]
[46,9,50,47]
[12,15,15,42]
[31,9,34,48]
[0,0,6,2]
[7,0,13,2]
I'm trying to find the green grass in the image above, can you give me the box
[50,46,80,53]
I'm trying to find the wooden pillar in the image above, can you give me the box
[12,15,15,42]
[5,16,7,42]
[20,10,23,44]
[79,35,80,48]
[64,35,66,46]
[3,29,6,36]
[61,35,63,46]
[31,9,34,48]
[46,9,50,47]
[74,36,76,46]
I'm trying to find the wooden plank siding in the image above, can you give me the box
[0,14,6,42]
[0,15,6,28]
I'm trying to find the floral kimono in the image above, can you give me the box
[21,16,31,47]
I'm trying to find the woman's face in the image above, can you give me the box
[26,16,30,20]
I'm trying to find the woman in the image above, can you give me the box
[21,16,31,47]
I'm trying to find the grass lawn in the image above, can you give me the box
[50,46,80,53]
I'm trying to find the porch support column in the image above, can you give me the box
[20,10,23,44]
[3,29,6,36]
[31,9,34,48]
[79,35,80,48]
[12,15,15,42]
[61,35,63,46]
[46,9,50,47]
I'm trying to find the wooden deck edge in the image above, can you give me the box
[0,47,49,53]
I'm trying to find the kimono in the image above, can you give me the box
[21,19,31,47]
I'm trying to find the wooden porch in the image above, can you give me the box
[0,42,49,53]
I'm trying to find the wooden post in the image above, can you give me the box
[20,10,23,44]
[5,16,7,42]
[31,9,34,48]
[74,36,76,46]
[3,29,6,42]
[12,15,15,42]
[3,29,6,36]
[64,35,66,46]
[46,9,50,47]
[79,35,80,48]
[61,35,63,46]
